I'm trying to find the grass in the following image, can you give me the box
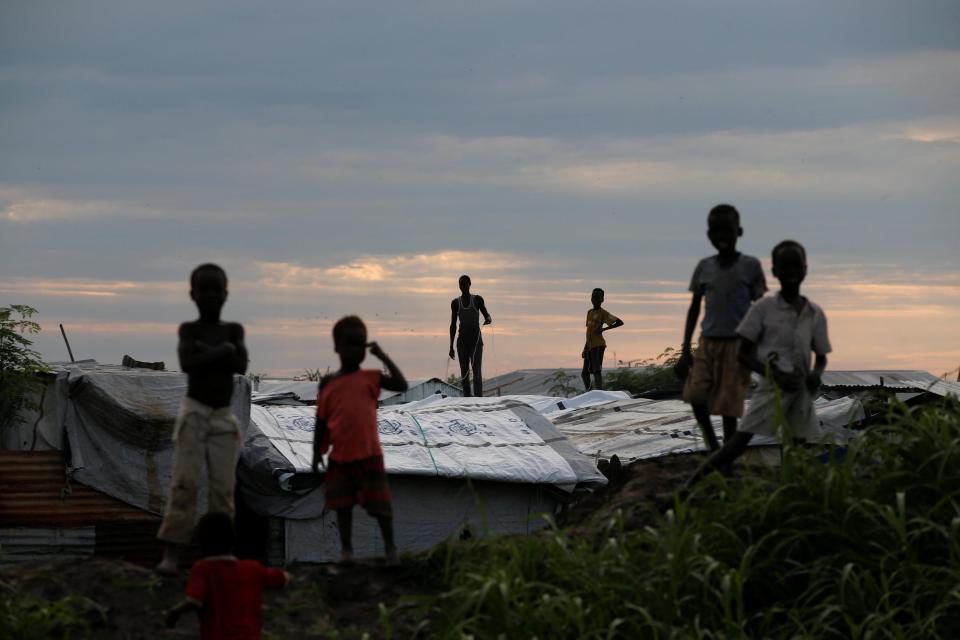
[397,397,960,639]
[0,580,103,640]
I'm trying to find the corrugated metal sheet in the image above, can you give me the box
[0,451,172,566]
[0,451,159,528]
[821,370,941,391]
[483,369,585,397]
[0,527,95,564]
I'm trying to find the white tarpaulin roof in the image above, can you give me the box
[247,396,607,490]
[549,395,865,463]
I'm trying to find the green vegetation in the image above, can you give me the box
[547,370,580,398]
[398,398,960,638]
[0,581,103,640]
[0,305,47,433]
[604,346,686,397]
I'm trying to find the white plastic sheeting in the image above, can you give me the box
[284,476,559,563]
[246,397,607,488]
[550,395,866,463]
[5,361,251,516]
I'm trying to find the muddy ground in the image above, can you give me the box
[1,453,706,639]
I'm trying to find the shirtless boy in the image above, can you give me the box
[156,264,248,575]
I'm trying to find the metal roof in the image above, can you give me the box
[483,369,585,397]
[0,451,168,566]
[821,370,943,391]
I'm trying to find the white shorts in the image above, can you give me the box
[739,380,821,441]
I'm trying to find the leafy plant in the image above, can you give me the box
[546,369,579,398]
[0,305,48,432]
[604,345,688,397]
[0,581,101,640]
[397,398,960,638]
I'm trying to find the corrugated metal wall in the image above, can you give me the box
[0,451,165,565]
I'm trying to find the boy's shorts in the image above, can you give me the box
[325,455,392,518]
[682,337,751,417]
[739,379,822,440]
[582,346,605,375]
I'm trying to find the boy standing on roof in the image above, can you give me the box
[312,316,408,565]
[448,275,492,397]
[684,240,830,486]
[581,288,624,391]
[164,512,288,638]
[676,205,767,451]
[156,264,248,575]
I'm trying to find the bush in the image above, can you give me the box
[0,305,47,433]
[401,398,960,638]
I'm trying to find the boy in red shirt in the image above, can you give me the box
[164,512,288,639]
[312,315,408,565]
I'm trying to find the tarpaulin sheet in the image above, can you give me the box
[245,397,607,490]
[58,366,250,515]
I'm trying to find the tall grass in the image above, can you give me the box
[401,398,960,639]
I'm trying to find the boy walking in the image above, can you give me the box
[581,288,624,391]
[312,316,408,565]
[164,512,288,639]
[448,275,493,397]
[157,264,248,575]
[677,205,766,451]
[685,240,831,486]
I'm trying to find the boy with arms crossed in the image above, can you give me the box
[157,264,248,575]
[685,240,830,486]
[313,316,408,565]
[677,205,766,451]
[581,288,624,391]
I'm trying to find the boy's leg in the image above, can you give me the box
[336,507,353,561]
[581,357,591,391]
[593,371,603,391]
[156,412,205,572]
[685,431,754,489]
[720,417,738,475]
[457,340,472,397]
[205,416,241,519]
[683,341,721,451]
[472,341,483,397]
[376,515,399,566]
[692,404,720,451]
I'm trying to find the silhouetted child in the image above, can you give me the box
[685,240,830,487]
[676,205,766,451]
[157,264,248,575]
[581,288,624,391]
[164,512,288,638]
[312,316,407,565]
[448,274,493,397]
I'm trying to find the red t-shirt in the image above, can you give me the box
[316,369,383,462]
[185,557,287,640]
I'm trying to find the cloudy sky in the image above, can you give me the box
[2,1,958,380]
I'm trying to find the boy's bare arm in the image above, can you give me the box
[164,598,201,629]
[477,296,492,325]
[231,323,249,375]
[449,301,458,359]
[599,317,624,333]
[737,338,765,377]
[369,342,408,392]
[807,354,827,392]
[178,323,238,372]
[680,293,702,359]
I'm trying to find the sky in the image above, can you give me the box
[1,1,959,380]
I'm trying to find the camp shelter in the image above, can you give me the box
[253,377,463,406]
[546,395,866,464]
[239,396,607,563]
[1,360,250,565]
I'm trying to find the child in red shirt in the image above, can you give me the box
[164,512,288,639]
[312,315,408,565]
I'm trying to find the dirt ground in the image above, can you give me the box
[1,454,704,639]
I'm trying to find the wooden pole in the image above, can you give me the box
[59,324,75,363]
